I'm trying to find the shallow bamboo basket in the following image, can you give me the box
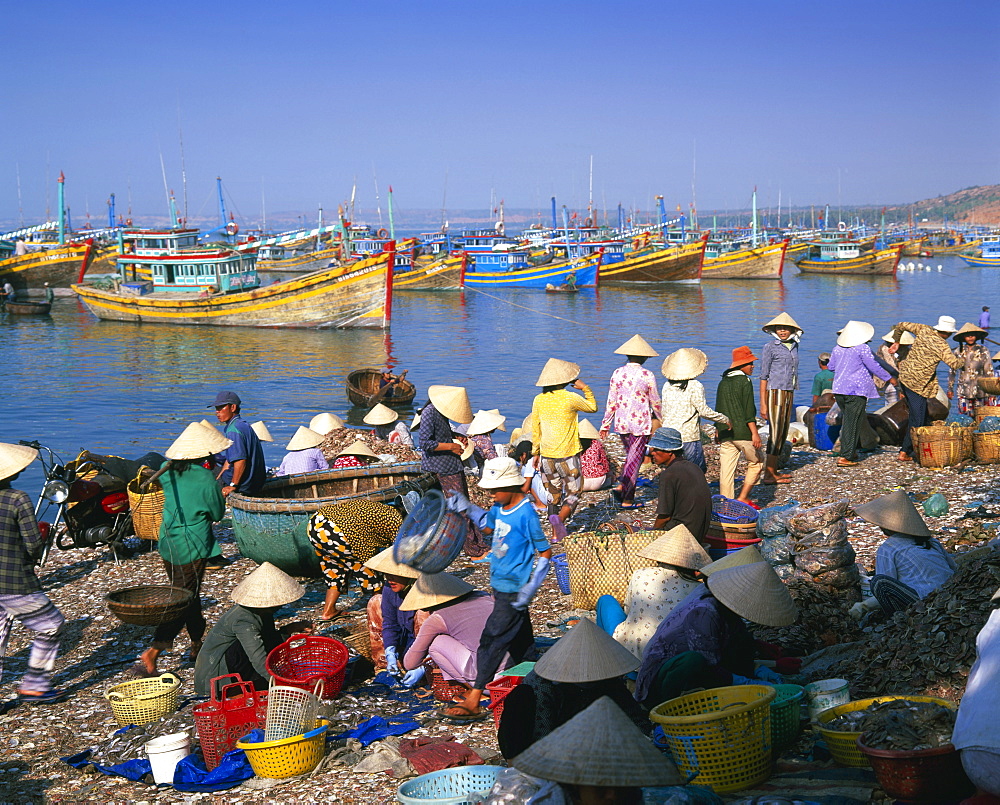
[973,431,1000,464]
[912,426,964,469]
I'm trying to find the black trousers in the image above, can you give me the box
[834,394,868,460]
[473,591,536,690]
[900,385,930,457]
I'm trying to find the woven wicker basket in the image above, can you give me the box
[127,476,164,541]
[973,430,1000,464]
[342,628,372,660]
[106,585,194,626]
[974,404,1000,424]
[912,425,964,469]
[562,527,666,609]
[976,378,1000,396]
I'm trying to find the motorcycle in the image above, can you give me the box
[21,440,163,566]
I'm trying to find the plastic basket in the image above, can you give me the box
[265,678,321,741]
[485,675,523,729]
[105,673,181,727]
[430,667,469,704]
[393,489,468,574]
[815,695,957,768]
[105,585,193,626]
[192,674,268,771]
[266,634,349,700]
[397,764,504,805]
[127,476,164,540]
[769,684,804,750]
[649,684,776,793]
[711,494,759,524]
[857,739,975,801]
[552,553,571,595]
[236,719,330,779]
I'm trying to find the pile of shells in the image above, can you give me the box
[940,521,999,553]
[318,429,420,464]
[825,698,955,751]
[749,580,861,655]
[829,549,1000,699]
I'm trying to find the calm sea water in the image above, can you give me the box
[3,255,995,495]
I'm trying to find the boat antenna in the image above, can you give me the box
[158,147,172,221]
[373,163,383,227]
[260,179,266,233]
[691,139,698,230]
[350,180,357,223]
[588,154,594,224]
[178,112,189,224]
[441,169,448,230]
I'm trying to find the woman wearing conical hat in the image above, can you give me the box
[497,619,649,761]
[593,525,711,660]
[949,322,994,414]
[828,321,893,467]
[531,358,598,539]
[466,408,506,465]
[275,427,330,476]
[362,547,421,675]
[634,561,796,708]
[599,335,661,510]
[658,347,730,473]
[193,562,311,695]
[364,403,414,447]
[578,418,616,492]
[330,439,379,470]
[759,312,802,484]
[875,329,914,406]
[855,490,957,617]
[137,422,231,676]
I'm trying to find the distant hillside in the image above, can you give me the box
[889,185,1000,225]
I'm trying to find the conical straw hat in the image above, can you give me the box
[533,618,640,683]
[286,426,324,451]
[635,524,711,570]
[399,572,474,611]
[512,697,683,787]
[337,440,378,460]
[578,418,600,440]
[451,432,475,461]
[250,421,273,442]
[521,414,534,433]
[535,358,580,387]
[706,562,797,627]
[882,329,915,345]
[614,334,659,357]
[661,348,708,381]
[854,490,933,538]
[700,544,766,576]
[309,413,345,434]
[427,385,473,424]
[953,321,988,342]
[231,562,304,607]
[467,409,506,436]
[0,443,38,482]
[363,403,399,426]
[199,419,223,433]
[165,422,232,460]
[762,311,802,333]
[837,320,875,348]
[363,546,418,578]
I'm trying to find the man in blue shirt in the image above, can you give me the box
[210,391,266,497]
[980,306,990,330]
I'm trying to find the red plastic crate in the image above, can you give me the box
[192,674,268,771]
[265,634,349,700]
[485,675,523,729]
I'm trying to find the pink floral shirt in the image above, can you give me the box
[580,439,611,478]
[600,363,662,436]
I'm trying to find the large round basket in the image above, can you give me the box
[237,719,330,779]
[397,765,504,805]
[976,377,1000,396]
[126,477,164,540]
[266,635,349,700]
[974,404,1000,424]
[649,684,776,793]
[815,695,957,768]
[106,585,194,626]
[973,430,1000,464]
[857,739,975,801]
[393,490,468,574]
[105,673,181,727]
[912,425,964,469]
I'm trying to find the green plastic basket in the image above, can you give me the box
[770,684,804,750]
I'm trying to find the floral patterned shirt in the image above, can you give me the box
[659,379,730,443]
[580,438,611,478]
[949,343,993,401]
[600,363,662,436]
[613,567,699,660]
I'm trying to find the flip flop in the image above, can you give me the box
[316,612,350,624]
[761,478,792,485]
[0,699,19,716]
[618,502,644,510]
[836,458,859,467]
[18,689,71,705]
[438,704,488,723]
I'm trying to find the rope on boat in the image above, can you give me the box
[461,286,594,328]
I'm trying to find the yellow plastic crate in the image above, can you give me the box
[815,696,957,768]
[649,685,775,793]
[236,719,329,778]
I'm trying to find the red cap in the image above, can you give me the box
[728,346,757,370]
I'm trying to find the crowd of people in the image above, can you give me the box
[2,311,1000,800]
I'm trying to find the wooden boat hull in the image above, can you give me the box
[926,239,981,256]
[598,237,706,283]
[257,244,343,273]
[0,241,94,291]
[393,252,466,290]
[795,245,902,276]
[4,300,51,315]
[347,368,417,407]
[463,252,600,289]
[702,240,787,280]
[784,242,810,260]
[71,249,393,328]
[901,238,927,257]
[229,463,437,576]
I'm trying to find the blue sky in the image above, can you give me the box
[2,0,997,226]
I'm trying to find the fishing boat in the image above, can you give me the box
[794,240,902,276]
[702,239,788,280]
[961,240,1000,268]
[72,244,394,328]
[463,251,601,289]
[346,367,417,407]
[256,242,343,273]
[392,251,466,290]
[4,299,52,315]
[229,462,437,576]
[917,231,981,257]
[0,240,95,292]
[598,236,706,283]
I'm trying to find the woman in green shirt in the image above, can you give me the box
[136,422,229,676]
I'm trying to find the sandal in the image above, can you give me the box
[18,689,71,705]
[317,612,350,624]
[618,502,644,510]
[438,704,488,723]
[761,477,792,485]
[836,458,859,467]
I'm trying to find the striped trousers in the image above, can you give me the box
[0,592,65,693]
[619,433,650,502]
[765,389,794,457]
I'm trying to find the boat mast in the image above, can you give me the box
[388,186,396,240]
[108,194,115,228]
[216,177,227,237]
[317,205,323,252]
[588,154,594,225]
[752,187,758,248]
[57,172,65,244]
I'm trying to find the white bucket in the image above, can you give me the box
[795,405,810,424]
[145,731,191,785]
[804,678,851,721]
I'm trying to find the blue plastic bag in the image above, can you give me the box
[978,416,1000,433]
[172,746,255,792]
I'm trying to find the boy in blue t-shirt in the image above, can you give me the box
[441,457,551,722]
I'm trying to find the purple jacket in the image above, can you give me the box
[828,344,891,399]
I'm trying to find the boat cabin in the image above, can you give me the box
[119,248,260,293]
[809,241,862,261]
[982,241,1000,259]
[123,228,201,255]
